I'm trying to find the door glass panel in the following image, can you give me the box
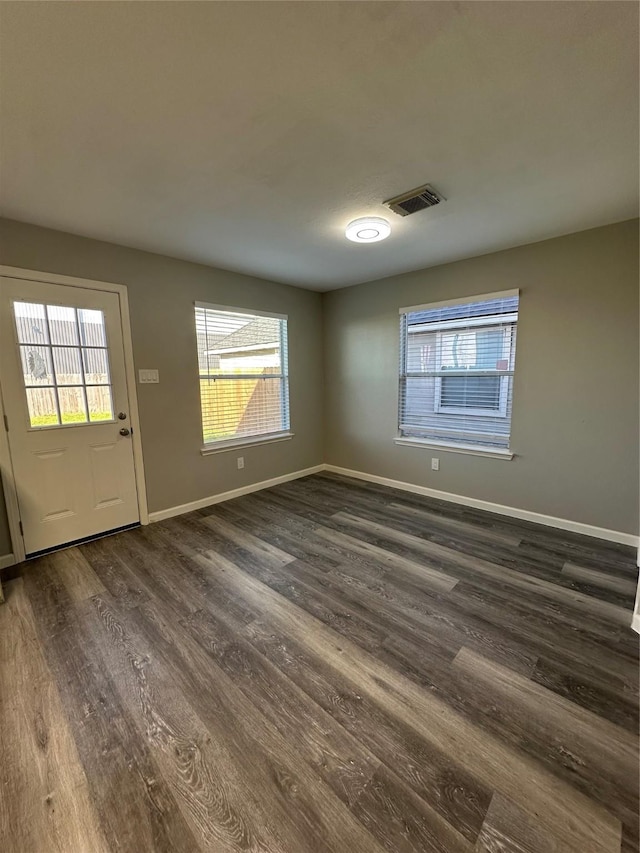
[52,347,83,385]
[14,302,49,344]
[19,345,54,385]
[83,347,110,383]
[87,386,114,422]
[78,308,107,347]
[26,387,59,426]
[13,300,116,429]
[47,305,79,345]
[58,387,88,424]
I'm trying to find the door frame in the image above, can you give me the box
[0,265,149,564]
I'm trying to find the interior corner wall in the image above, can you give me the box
[0,217,638,561]
[322,219,640,537]
[0,217,324,558]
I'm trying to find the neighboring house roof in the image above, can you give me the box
[206,342,278,356]
[205,316,280,355]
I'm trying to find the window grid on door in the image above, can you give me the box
[13,301,115,428]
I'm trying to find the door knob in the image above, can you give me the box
[117,412,127,420]
[119,427,130,436]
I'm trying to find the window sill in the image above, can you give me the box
[201,431,294,455]
[394,436,514,460]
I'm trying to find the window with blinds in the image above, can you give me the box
[195,303,290,448]
[398,291,519,451]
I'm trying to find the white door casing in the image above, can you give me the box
[0,271,146,557]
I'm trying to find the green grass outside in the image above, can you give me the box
[30,411,113,427]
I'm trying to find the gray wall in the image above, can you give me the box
[0,218,324,557]
[1,217,638,559]
[323,220,639,535]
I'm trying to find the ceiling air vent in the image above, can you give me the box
[384,183,444,217]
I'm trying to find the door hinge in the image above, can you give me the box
[2,414,7,432]
[19,520,24,537]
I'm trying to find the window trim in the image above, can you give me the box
[200,430,294,455]
[394,435,514,460]
[195,302,290,449]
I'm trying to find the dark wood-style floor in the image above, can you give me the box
[1,472,638,853]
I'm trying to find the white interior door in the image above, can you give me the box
[0,276,140,556]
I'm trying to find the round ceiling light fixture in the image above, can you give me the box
[345,216,391,243]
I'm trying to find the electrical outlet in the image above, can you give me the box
[431,457,440,471]
[237,456,244,470]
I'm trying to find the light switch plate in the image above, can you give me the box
[138,369,159,384]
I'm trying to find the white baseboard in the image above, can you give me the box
[0,553,16,570]
[323,464,639,548]
[632,612,640,635]
[152,460,638,546]
[148,464,325,523]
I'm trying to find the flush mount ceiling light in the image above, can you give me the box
[345,216,391,243]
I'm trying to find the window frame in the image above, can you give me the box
[194,302,292,454]
[397,290,519,458]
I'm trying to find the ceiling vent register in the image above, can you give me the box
[384,183,444,217]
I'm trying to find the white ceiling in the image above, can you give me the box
[1,1,638,291]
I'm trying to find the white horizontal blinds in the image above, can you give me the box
[399,292,519,449]
[195,304,290,445]
[13,301,114,428]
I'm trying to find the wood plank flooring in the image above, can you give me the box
[1,471,638,853]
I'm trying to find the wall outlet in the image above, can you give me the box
[431,457,440,471]
[237,456,244,470]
